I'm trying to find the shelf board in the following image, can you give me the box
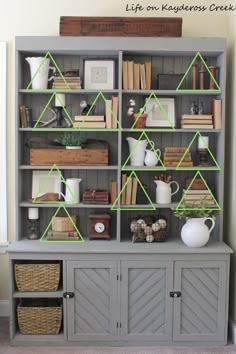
[122,90,222,96]
[121,128,221,133]
[13,332,65,342]
[20,201,113,208]
[122,166,221,171]
[19,89,119,94]
[13,289,64,298]
[19,128,120,132]
[19,165,118,170]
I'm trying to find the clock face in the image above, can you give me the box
[94,222,105,233]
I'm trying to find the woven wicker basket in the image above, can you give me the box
[52,215,76,232]
[14,263,60,292]
[17,305,62,334]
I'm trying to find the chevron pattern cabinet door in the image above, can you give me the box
[173,261,228,342]
[67,260,118,341]
[120,261,173,341]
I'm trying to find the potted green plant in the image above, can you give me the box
[173,200,216,248]
[54,134,87,150]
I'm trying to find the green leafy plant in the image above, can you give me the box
[173,199,214,219]
[54,133,87,147]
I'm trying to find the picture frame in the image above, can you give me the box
[32,171,62,199]
[84,60,115,89]
[145,97,176,128]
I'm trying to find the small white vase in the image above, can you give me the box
[181,217,215,248]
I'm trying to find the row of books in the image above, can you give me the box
[19,104,31,128]
[181,99,222,129]
[163,147,193,167]
[52,76,82,90]
[181,114,213,129]
[46,230,79,241]
[121,174,138,205]
[182,189,216,206]
[122,60,151,90]
[74,97,118,128]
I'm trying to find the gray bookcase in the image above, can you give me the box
[8,36,232,346]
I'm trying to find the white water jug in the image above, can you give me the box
[144,148,161,167]
[58,178,82,204]
[154,180,179,204]
[181,217,215,247]
[25,57,55,89]
[126,137,149,166]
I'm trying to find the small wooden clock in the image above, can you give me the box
[88,214,110,239]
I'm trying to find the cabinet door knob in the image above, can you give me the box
[63,292,74,299]
[170,291,181,298]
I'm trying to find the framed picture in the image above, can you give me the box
[84,60,115,89]
[145,97,176,128]
[32,171,62,199]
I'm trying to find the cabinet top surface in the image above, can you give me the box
[7,240,233,255]
[15,36,226,54]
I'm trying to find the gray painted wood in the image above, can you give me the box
[173,261,227,342]
[120,261,173,341]
[66,260,119,341]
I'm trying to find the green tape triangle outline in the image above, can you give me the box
[176,171,221,211]
[32,164,78,204]
[176,131,221,171]
[40,203,85,242]
[131,91,176,131]
[176,51,221,92]
[26,51,71,91]
[74,91,122,130]
[32,93,74,130]
[122,131,166,171]
[111,171,155,211]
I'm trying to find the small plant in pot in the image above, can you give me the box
[54,133,87,149]
[173,200,216,248]
[127,99,147,129]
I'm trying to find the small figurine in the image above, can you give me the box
[80,100,96,115]
[198,101,204,115]
[190,101,198,115]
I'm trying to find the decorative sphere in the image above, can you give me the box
[158,219,167,229]
[152,222,161,232]
[144,226,152,235]
[146,235,154,243]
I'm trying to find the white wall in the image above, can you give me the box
[0,0,235,312]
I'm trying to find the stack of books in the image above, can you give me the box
[164,147,193,167]
[46,229,79,241]
[52,74,82,90]
[105,96,118,128]
[74,115,106,128]
[82,190,109,204]
[182,189,216,207]
[122,60,151,90]
[181,114,213,129]
[121,174,138,205]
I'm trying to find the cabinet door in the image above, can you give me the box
[121,261,173,341]
[173,261,227,342]
[67,260,119,341]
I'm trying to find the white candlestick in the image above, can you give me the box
[28,207,39,220]
[198,136,209,149]
[55,94,65,107]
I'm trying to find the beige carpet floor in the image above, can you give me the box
[1,318,236,354]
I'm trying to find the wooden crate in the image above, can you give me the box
[60,17,182,37]
[30,148,108,166]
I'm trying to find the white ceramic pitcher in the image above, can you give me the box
[58,178,82,204]
[126,137,149,166]
[181,217,215,247]
[154,180,179,204]
[25,57,55,89]
[144,148,161,167]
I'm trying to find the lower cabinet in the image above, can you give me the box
[173,261,227,343]
[66,260,119,341]
[120,261,173,342]
[65,258,229,345]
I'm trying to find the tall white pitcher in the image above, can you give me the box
[58,178,82,204]
[25,57,55,89]
[126,137,149,166]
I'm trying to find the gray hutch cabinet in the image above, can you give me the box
[8,36,232,346]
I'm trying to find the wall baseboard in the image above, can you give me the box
[229,318,236,345]
[0,300,9,317]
